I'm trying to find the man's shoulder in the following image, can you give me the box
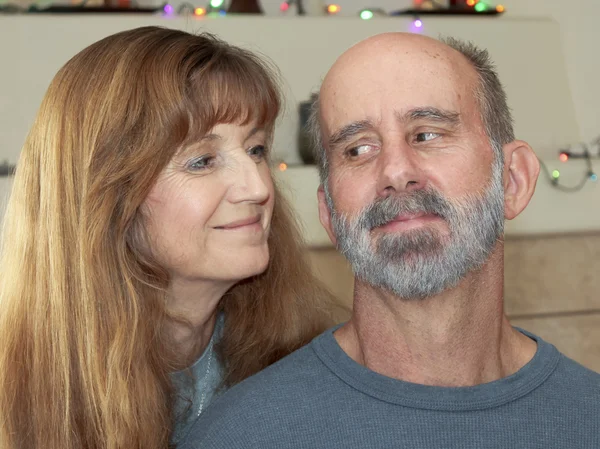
[224,341,323,399]
[551,352,600,391]
[517,328,600,396]
[179,333,335,448]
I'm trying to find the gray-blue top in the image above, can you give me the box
[171,314,225,446]
[180,326,600,449]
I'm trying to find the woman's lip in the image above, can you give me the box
[215,215,261,230]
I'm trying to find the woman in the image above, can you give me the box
[0,26,343,449]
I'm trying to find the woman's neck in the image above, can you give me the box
[166,277,233,370]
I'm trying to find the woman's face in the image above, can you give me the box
[143,121,275,287]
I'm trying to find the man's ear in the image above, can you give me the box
[317,186,337,247]
[502,140,540,220]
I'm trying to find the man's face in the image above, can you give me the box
[318,40,505,299]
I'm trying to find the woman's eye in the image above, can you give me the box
[415,132,440,143]
[187,155,215,171]
[248,145,267,161]
[346,145,373,158]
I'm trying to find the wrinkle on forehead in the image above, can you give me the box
[320,33,481,135]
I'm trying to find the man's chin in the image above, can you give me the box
[373,238,446,262]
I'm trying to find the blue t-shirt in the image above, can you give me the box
[170,314,225,445]
[180,326,600,448]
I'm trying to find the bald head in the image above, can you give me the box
[322,32,475,98]
[310,33,514,186]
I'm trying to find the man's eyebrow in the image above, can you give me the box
[398,107,461,125]
[327,120,375,149]
[326,108,458,149]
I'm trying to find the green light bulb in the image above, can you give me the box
[552,170,560,179]
[474,2,486,12]
[360,10,374,20]
[210,0,224,8]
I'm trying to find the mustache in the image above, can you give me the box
[356,188,455,231]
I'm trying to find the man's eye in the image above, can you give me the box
[415,132,440,143]
[346,145,373,158]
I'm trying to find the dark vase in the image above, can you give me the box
[298,94,318,165]
[227,0,263,13]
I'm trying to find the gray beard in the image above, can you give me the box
[328,164,505,300]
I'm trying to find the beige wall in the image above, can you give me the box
[4,17,598,238]
[308,233,600,373]
[501,0,600,142]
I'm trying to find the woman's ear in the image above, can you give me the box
[502,140,540,220]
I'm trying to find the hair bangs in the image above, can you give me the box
[184,48,282,144]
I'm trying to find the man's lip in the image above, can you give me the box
[391,212,431,222]
[373,212,442,230]
[215,215,261,229]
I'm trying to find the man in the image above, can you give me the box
[181,33,600,449]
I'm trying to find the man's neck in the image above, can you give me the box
[335,251,537,387]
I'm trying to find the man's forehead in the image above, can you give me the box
[320,81,469,136]
[319,41,477,134]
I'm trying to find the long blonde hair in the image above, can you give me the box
[0,26,341,449]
